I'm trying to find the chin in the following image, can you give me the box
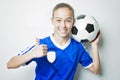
[60,34,69,38]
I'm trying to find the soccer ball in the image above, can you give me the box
[71,15,100,43]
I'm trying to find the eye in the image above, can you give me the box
[66,20,72,22]
[56,19,61,22]
[57,20,61,21]
[66,19,72,23]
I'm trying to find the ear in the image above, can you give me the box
[73,18,76,25]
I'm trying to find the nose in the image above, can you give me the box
[61,21,66,28]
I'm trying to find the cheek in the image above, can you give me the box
[66,23,73,29]
[52,21,58,27]
[54,23,59,28]
[53,20,60,26]
[66,21,74,28]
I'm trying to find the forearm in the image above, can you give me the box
[7,52,34,69]
[88,31,101,74]
[91,44,100,73]
[7,42,47,69]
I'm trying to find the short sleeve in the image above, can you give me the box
[79,46,93,68]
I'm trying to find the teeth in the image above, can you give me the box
[61,31,66,33]
[60,29,66,33]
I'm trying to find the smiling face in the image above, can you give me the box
[52,7,75,38]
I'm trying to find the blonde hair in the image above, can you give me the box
[52,3,74,18]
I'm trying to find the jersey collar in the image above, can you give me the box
[50,34,71,50]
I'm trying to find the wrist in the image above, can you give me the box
[26,51,36,59]
[91,43,98,49]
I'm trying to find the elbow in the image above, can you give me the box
[7,65,13,69]
[7,62,19,69]
[7,60,20,69]
[7,61,14,69]
[92,69,100,74]
[89,64,101,74]
[93,71,100,74]
[7,62,12,69]
[89,66,101,74]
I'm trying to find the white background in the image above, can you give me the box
[0,0,120,80]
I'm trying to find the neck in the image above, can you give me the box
[52,34,70,46]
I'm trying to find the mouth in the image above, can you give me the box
[59,29,68,34]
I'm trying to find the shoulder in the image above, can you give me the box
[71,38,83,47]
[71,38,87,52]
[38,36,50,44]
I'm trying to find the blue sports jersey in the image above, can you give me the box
[19,35,93,80]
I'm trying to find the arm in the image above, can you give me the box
[7,38,47,69]
[7,52,35,69]
[88,32,101,74]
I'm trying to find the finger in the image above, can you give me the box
[43,50,48,53]
[36,37,39,45]
[42,46,48,51]
[41,44,47,48]
[40,44,48,51]
[43,52,47,56]
[96,31,102,40]
[41,49,47,56]
[99,31,102,37]
[96,30,100,38]
[90,30,101,42]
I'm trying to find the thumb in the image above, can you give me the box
[36,37,39,45]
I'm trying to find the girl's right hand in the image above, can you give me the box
[31,38,47,58]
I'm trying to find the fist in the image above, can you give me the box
[31,38,47,58]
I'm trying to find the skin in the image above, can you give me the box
[51,8,74,46]
[7,7,101,74]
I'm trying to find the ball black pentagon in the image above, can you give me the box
[71,26,78,35]
[77,15,86,20]
[85,23,94,33]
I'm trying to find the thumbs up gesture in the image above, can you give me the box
[31,38,47,58]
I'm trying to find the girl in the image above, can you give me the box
[7,3,101,80]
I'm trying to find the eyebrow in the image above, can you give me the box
[55,17,73,20]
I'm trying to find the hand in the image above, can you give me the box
[90,31,102,46]
[31,38,47,58]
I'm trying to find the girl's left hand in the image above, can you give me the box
[90,31,102,45]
